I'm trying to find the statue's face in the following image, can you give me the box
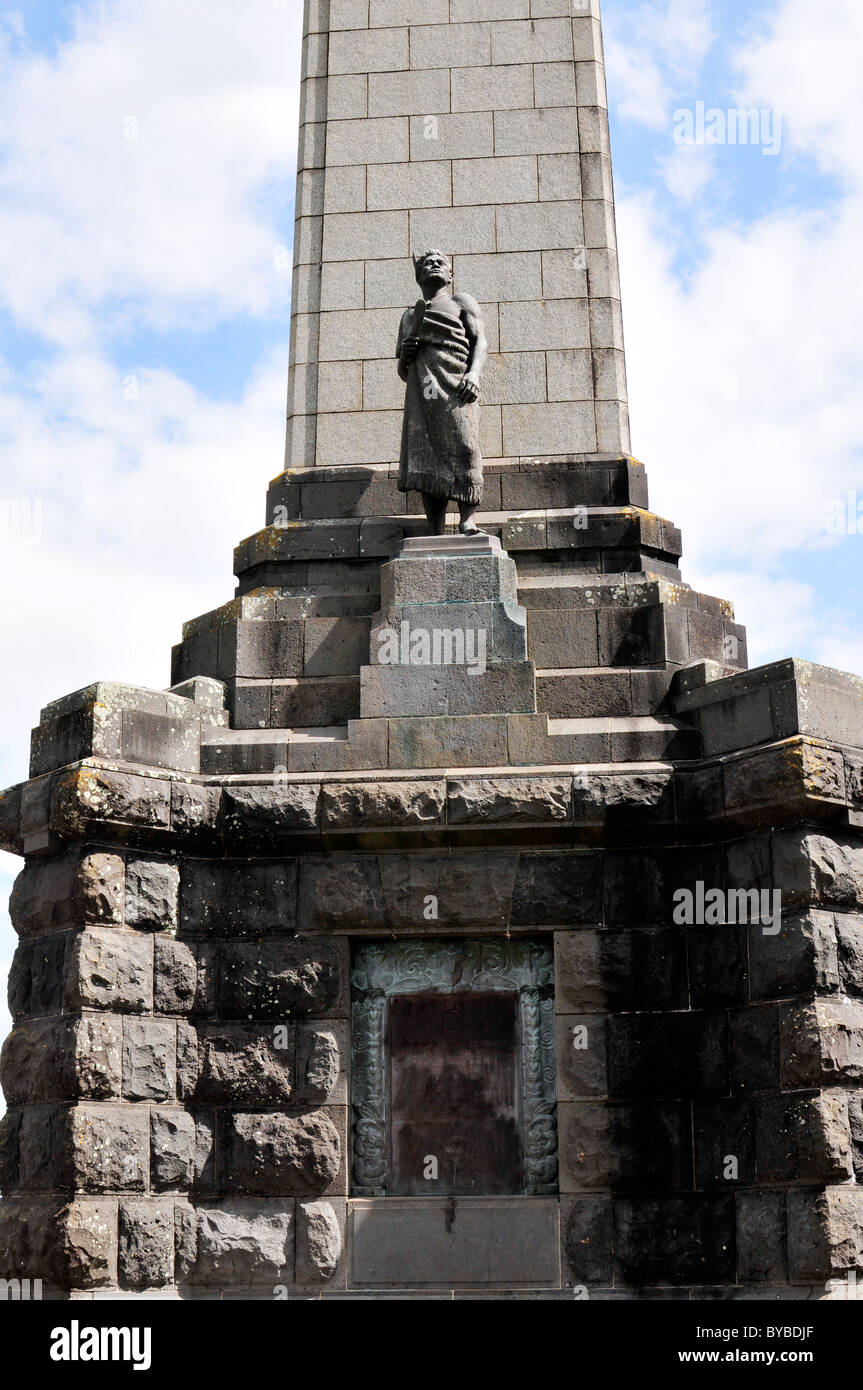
[416,250,451,288]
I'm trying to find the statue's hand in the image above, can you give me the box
[400,336,421,365]
[456,372,480,404]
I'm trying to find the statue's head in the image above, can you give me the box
[413,249,452,287]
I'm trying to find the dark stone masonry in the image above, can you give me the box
[2,0,863,1298]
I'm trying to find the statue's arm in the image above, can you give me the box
[396,307,417,383]
[453,292,487,402]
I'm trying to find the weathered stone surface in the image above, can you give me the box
[298,1027,340,1104]
[320,779,445,829]
[8,933,68,1020]
[190,1201,293,1286]
[180,861,298,935]
[0,1109,20,1192]
[18,1105,66,1191]
[299,856,386,929]
[9,850,124,937]
[448,776,571,824]
[613,1196,735,1286]
[749,910,839,1000]
[0,782,23,855]
[170,782,221,839]
[222,784,320,844]
[296,1199,343,1284]
[755,1091,852,1185]
[379,852,520,929]
[736,1193,787,1284]
[512,852,602,925]
[176,1021,199,1102]
[564,1196,612,1286]
[1,1016,121,1105]
[572,770,673,824]
[68,1106,149,1193]
[730,1005,780,1094]
[773,830,863,911]
[787,1188,863,1281]
[64,928,153,1012]
[836,913,863,994]
[559,1101,689,1193]
[125,856,180,932]
[195,1025,294,1106]
[222,1111,341,1195]
[118,1198,175,1289]
[151,1109,196,1192]
[219,939,343,1019]
[152,937,214,1015]
[556,1017,607,1101]
[122,1019,177,1101]
[779,999,863,1086]
[554,928,686,1014]
[51,767,171,836]
[608,1013,728,1098]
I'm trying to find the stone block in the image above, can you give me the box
[151,1109,196,1192]
[555,927,687,1014]
[1,1016,121,1105]
[563,1195,612,1286]
[180,861,298,936]
[321,779,445,830]
[68,1105,149,1193]
[122,1019,176,1101]
[451,63,533,113]
[328,27,409,75]
[556,1016,607,1100]
[511,851,602,925]
[153,938,215,1016]
[304,616,371,677]
[64,928,154,1013]
[349,1198,560,1287]
[607,1013,728,1099]
[749,909,839,999]
[688,923,748,1007]
[388,714,509,769]
[368,69,450,119]
[787,1189,863,1282]
[613,1196,735,1288]
[8,933,68,1020]
[736,1193,788,1285]
[194,1025,294,1107]
[9,850,125,938]
[756,1092,852,1186]
[296,1199,345,1286]
[779,998,863,1087]
[222,1110,342,1196]
[447,775,572,825]
[693,1100,755,1187]
[377,851,519,929]
[189,1201,294,1287]
[118,1198,175,1289]
[219,939,345,1020]
[772,830,863,912]
[560,1101,690,1192]
[837,913,863,994]
[221,784,320,847]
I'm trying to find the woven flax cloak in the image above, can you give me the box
[396,298,484,507]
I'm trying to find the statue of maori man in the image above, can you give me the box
[396,250,488,536]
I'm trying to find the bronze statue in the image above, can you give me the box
[396,250,488,536]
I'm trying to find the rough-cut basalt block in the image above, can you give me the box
[221,1111,341,1196]
[10,850,124,937]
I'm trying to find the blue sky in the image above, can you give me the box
[1,0,863,1069]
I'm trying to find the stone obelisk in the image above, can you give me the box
[2,0,863,1300]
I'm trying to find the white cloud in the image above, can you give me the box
[0,0,301,346]
[604,0,715,130]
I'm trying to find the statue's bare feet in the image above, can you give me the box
[459,519,486,536]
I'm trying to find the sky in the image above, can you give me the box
[1,0,862,1063]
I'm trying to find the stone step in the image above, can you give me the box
[199,711,700,774]
[265,455,651,524]
[234,506,682,580]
